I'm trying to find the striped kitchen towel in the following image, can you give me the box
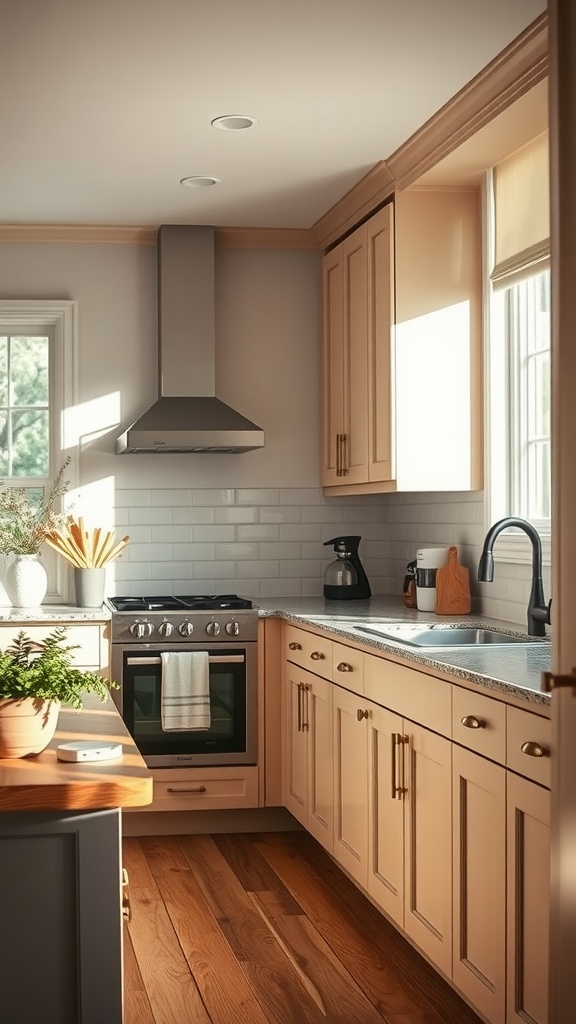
[160,651,211,731]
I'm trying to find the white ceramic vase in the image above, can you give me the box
[5,554,48,609]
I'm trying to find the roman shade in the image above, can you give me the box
[491,131,550,289]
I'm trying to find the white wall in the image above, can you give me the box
[0,239,548,623]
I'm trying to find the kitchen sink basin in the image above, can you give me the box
[353,623,545,648]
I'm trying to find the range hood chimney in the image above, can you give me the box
[116,225,265,454]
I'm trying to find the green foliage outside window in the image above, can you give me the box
[0,335,50,477]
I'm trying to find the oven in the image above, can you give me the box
[107,595,258,768]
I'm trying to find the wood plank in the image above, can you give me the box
[123,840,211,1024]
[213,831,302,909]
[151,846,271,1024]
[123,928,155,1024]
[177,833,338,1024]
[254,832,481,1024]
[250,887,385,1023]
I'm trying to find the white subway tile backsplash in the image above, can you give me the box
[259,506,302,524]
[216,543,259,560]
[215,507,258,524]
[151,489,192,507]
[173,508,216,525]
[237,524,280,542]
[236,488,279,505]
[151,525,193,543]
[192,489,235,506]
[237,560,279,578]
[111,485,542,627]
[193,525,236,543]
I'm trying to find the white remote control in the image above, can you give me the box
[56,741,123,763]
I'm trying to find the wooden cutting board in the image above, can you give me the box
[435,546,471,615]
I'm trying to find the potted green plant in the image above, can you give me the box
[0,459,72,608]
[0,626,114,758]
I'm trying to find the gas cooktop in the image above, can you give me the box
[107,594,253,613]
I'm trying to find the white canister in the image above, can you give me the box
[415,546,450,612]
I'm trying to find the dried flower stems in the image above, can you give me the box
[45,517,129,569]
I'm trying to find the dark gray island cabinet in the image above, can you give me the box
[0,695,152,1024]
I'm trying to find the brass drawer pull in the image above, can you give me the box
[521,741,549,758]
[461,715,485,729]
[310,651,325,661]
[288,641,302,650]
[357,708,369,721]
[337,662,353,672]
[167,785,207,794]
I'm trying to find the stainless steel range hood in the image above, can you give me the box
[116,225,265,454]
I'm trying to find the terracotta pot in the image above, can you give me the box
[0,697,60,758]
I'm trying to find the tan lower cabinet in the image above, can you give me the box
[506,772,550,1024]
[283,661,333,852]
[452,745,507,1024]
[332,684,370,886]
[333,684,452,979]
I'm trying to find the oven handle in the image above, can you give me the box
[125,655,245,666]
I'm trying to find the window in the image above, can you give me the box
[0,301,78,602]
[485,132,551,566]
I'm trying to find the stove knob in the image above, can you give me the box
[130,619,153,639]
[225,619,240,636]
[158,620,174,638]
[178,620,194,638]
[206,620,221,637]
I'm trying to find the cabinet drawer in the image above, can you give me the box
[145,767,259,811]
[364,654,451,738]
[331,641,364,695]
[284,624,332,678]
[0,623,102,667]
[452,686,506,765]
[506,706,551,788]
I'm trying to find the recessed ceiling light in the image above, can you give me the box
[180,176,221,188]
[211,114,257,131]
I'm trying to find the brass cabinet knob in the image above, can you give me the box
[288,642,302,650]
[310,651,325,660]
[337,662,352,672]
[521,741,549,758]
[461,715,485,729]
[357,708,369,721]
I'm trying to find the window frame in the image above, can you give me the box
[0,300,78,603]
[483,175,551,569]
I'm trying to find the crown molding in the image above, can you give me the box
[0,223,319,249]
[311,12,548,250]
[0,224,158,244]
[215,227,318,249]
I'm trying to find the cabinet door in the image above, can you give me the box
[332,684,369,887]
[452,745,506,1024]
[306,674,334,852]
[367,203,394,483]
[367,701,405,928]
[341,226,369,484]
[404,722,453,978]
[322,246,345,485]
[506,773,550,1024]
[283,662,308,826]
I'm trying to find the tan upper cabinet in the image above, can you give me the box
[321,204,394,489]
[321,188,482,495]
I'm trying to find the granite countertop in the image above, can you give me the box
[0,604,110,623]
[255,596,552,708]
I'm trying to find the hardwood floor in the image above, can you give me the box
[123,831,482,1024]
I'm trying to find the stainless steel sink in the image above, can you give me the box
[353,623,545,647]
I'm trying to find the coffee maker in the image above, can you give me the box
[323,536,371,600]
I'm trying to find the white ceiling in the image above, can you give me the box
[1,0,546,229]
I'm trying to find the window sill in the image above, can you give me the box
[491,531,551,569]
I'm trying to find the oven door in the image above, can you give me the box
[113,642,257,767]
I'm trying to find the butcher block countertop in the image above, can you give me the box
[0,693,153,813]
